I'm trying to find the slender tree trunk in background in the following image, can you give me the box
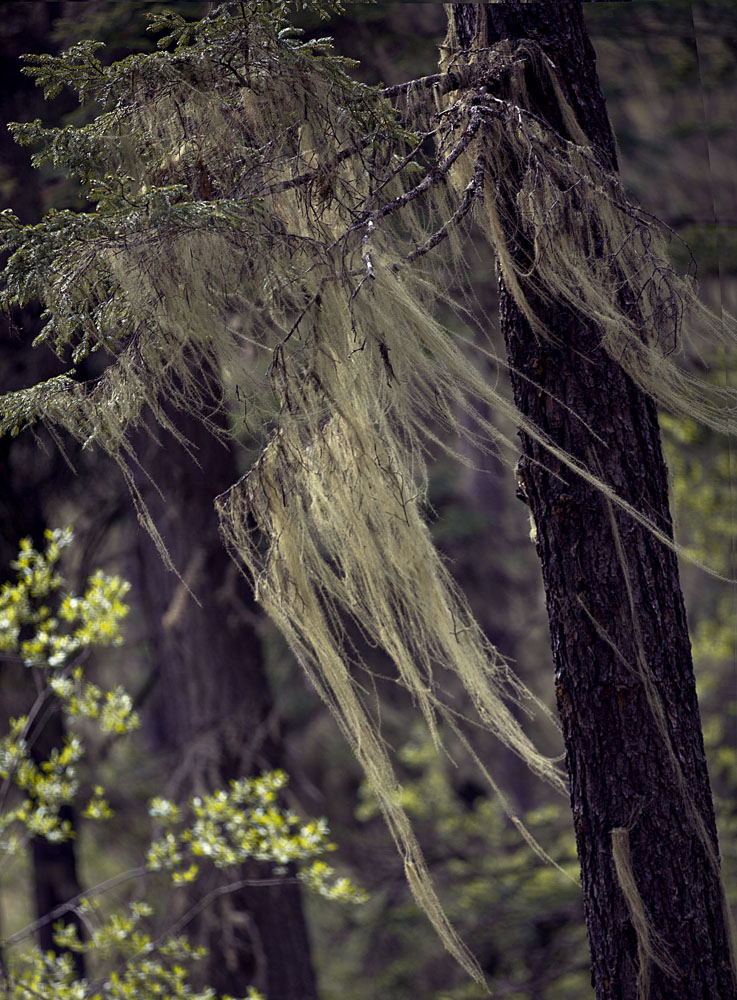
[0,497,86,979]
[132,387,318,1000]
[0,4,84,974]
[0,419,86,977]
[26,711,85,978]
[449,4,735,999]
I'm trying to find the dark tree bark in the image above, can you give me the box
[449,4,735,999]
[26,712,85,978]
[132,387,318,1000]
[0,366,86,979]
[0,510,86,979]
[0,2,85,975]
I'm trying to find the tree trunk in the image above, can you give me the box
[0,431,86,977]
[0,3,85,974]
[449,4,735,999]
[132,387,318,1000]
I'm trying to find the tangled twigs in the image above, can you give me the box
[334,105,491,273]
[403,156,485,267]
[382,46,530,100]
[266,136,376,197]
[373,109,485,224]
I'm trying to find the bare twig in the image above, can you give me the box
[265,136,375,197]
[350,219,376,304]
[363,128,439,210]
[371,108,486,224]
[148,874,301,951]
[401,155,485,267]
[382,66,478,99]
[382,52,529,100]
[2,867,148,947]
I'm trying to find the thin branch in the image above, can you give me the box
[2,867,148,947]
[400,155,485,267]
[265,136,374,196]
[382,52,529,100]
[148,874,303,951]
[350,220,376,304]
[363,127,440,210]
[280,283,324,347]
[383,66,478,99]
[371,108,486,224]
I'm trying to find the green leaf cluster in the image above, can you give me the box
[0,530,364,1000]
[0,528,133,851]
[7,910,263,1000]
[146,770,367,903]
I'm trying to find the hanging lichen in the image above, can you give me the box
[611,826,679,1000]
[1,2,736,984]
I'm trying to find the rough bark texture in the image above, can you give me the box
[132,391,318,1000]
[0,3,85,975]
[0,388,86,979]
[450,4,735,999]
[26,713,85,978]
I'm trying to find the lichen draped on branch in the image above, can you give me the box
[2,2,736,981]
